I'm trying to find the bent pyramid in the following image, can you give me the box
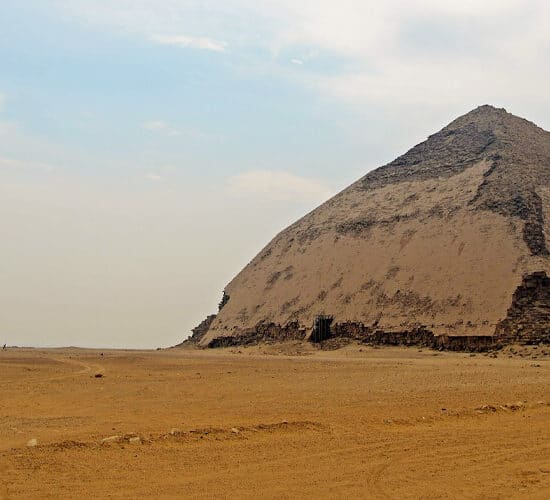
[197,105,550,349]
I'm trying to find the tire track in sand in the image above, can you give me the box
[37,356,106,383]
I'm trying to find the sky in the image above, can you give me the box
[1,1,549,348]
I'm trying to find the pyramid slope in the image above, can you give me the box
[199,106,550,348]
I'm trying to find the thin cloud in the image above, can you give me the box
[0,156,55,172]
[145,173,164,181]
[290,58,304,65]
[142,120,169,131]
[0,121,16,136]
[142,120,226,142]
[150,34,227,52]
[53,2,550,116]
[142,120,181,136]
[226,170,334,203]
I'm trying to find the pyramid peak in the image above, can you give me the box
[445,105,510,130]
[468,104,507,114]
[359,105,549,192]
[445,105,546,136]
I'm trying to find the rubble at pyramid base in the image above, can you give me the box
[199,271,550,352]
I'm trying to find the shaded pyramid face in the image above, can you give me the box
[199,106,550,347]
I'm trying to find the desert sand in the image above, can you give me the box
[1,344,549,499]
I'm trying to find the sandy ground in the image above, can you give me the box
[0,343,549,499]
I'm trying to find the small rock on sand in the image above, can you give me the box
[230,428,240,434]
[170,428,182,436]
[26,439,38,447]
[101,435,121,444]
[128,437,141,444]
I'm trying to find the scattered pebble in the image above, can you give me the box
[101,435,121,444]
[230,428,240,434]
[476,401,526,413]
[26,438,38,447]
[94,373,104,378]
[476,404,497,412]
[170,428,181,436]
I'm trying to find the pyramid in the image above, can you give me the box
[196,106,550,349]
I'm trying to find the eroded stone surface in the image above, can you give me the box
[496,272,550,344]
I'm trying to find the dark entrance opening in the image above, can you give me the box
[310,315,334,343]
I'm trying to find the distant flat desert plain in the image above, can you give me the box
[1,343,549,499]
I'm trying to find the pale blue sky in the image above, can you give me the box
[1,1,549,347]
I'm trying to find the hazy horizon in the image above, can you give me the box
[2,1,550,348]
